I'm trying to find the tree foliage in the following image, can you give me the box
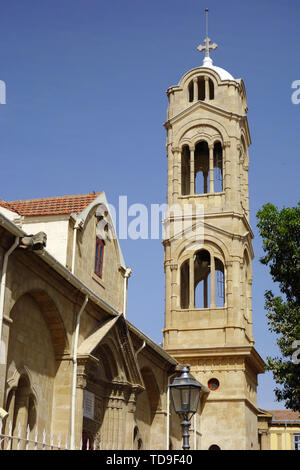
[256,202,300,411]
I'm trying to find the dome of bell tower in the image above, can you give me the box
[201,56,235,82]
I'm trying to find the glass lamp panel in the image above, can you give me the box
[180,387,191,413]
[170,387,181,413]
[190,386,201,413]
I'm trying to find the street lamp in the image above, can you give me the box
[169,365,202,450]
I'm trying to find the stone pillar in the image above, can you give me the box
[189,257,194,309]
[210,255,216,308]
[223,141,231,204]
[164,242,171,328]
[204,76,209,101]
[178,148,182,197]
[167,144,173,205]
[5,388,15,433]
[193,78,198,102]
[13,387,29,449]
[170,264,178,311]
[209,144,214,194]
[260,431,270,450]
[124,391,137,450]
[190,147,195,195]
[172,148,180,204]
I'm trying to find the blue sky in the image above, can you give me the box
[0,0,299,410]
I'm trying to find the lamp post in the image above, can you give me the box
[169,365,202,450]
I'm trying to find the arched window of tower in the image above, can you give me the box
[180,251,225,310]
[180,260,190,309]
[213,142,223,193]
[215,258,225,308]
[198,77,205,101]
[187,76,214,103]
[181,145,191,196]
[194,250,211,309]
[195,141,209,194]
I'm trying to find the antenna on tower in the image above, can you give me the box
[197,8,218,65]
[205,7,209,38]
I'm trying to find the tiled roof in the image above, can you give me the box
[0,192,101,216]
[267,410,300,421]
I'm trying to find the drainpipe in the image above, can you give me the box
[0,237,19,363]
[70,295,88,450]
[123,268,132,318]
[135,341,146,359]
[71,218,83,275]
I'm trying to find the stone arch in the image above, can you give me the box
[134,366,162,449]
[7,288,69,358]
[175,118,229,149]
[179,66,224,90]
[5,291,60,437]
[175,234,228,267]
[140,367,162,420]
[96,341,119,382]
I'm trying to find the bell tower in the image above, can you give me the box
[163,11,264,450]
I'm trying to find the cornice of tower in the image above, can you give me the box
[165,99,247,126]
[164,345,265,375]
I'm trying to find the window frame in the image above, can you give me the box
[294,434,300,450]
[94,237,104,279]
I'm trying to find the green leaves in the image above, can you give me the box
[257,202,300,411]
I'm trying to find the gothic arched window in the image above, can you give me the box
[94,237,104,278]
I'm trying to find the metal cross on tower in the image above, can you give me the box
[197,8,218,58]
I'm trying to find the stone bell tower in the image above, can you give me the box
[163,15,265,450]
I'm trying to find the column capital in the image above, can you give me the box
[170,264,178,271]
[204,76,209,81]
[172,146,181,154]
[189,144,195,152]
[223,141,231,149]
[208,143,214,151]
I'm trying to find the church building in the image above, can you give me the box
[1,22,296,450]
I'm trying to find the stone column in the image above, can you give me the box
[209,144,214,194]
[170,264,178,311]
[178,148,182,197]
[189,257,194,309]
[124,391,137,450]
[13,388,29,449]
[204,76,209,101]
[164,242,171,328]
[190,146,195,195]
[5,388,15,433]
[193,78,198,102]
[172,148,180,204]
[167,144,173,206]
[223,141,231,204]
[260,431,270,450]
[210,255,216,308]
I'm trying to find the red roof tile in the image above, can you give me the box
[0,192,101,216]
[267,410,300,421]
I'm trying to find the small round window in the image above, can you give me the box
[208,378,219,391]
